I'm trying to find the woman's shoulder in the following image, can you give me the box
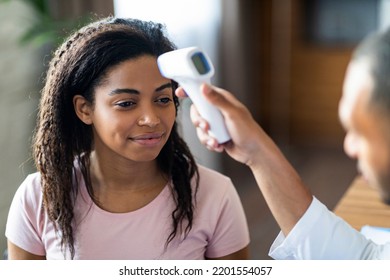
[13,171,43,209]
[19,171,42,192]
[198,164,231,182]
[195,164,235,195]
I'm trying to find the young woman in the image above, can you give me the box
[5,17,249,260]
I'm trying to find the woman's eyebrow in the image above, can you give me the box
[109,88,139,96]
[109,82,172,96]
[155,82,173,92]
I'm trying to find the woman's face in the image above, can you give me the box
[83,55,176,163]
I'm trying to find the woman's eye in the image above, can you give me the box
[116,101,135,108]
[157,97,172,104]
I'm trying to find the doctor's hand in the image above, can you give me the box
[176,84,313,235]
[175,84,277,169]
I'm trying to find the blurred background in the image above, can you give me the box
[1,0,389,259]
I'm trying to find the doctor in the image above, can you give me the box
[176,28,390,259]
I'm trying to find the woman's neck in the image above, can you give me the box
[89,150,166,192]
[88,151,169,213]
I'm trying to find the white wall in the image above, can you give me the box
[0,0,41,255]
[379,0,390,30]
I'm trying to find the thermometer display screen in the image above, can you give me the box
[191,52,210,75]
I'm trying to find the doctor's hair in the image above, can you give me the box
[352,28,390,115]
[32,17,199,259]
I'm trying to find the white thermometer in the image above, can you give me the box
[157,47,231,143]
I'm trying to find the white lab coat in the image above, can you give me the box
[269,197,390,259]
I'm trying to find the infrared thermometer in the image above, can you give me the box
[157,47,231,143]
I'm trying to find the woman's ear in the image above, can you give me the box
[73,95,93,125]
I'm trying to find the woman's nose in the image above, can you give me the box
[137,106,160,127]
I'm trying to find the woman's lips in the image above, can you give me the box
[129,133,164,146]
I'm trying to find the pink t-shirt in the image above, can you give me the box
[6,165,249,259]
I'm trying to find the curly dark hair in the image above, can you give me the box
[32,17,199,258]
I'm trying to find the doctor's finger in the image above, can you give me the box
[175,87,188,98]
[190,104,209,131]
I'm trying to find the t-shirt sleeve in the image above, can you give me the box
[205,179,250,258]
[269,196,390,259]
[5,174,46,256]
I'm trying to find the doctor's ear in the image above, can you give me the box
[73,95,93,125]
